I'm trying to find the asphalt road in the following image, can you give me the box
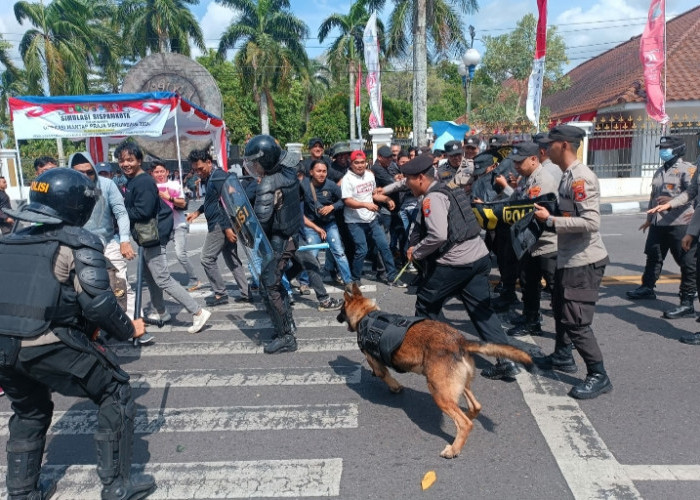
[1,211,699,499]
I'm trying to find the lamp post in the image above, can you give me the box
[458,48,481,120]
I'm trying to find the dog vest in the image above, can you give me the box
[356,311,426,372]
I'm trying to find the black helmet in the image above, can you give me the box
[244,134,283,175]
[6,168,98,226]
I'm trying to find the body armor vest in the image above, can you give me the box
[356,311,425,372]
[422,183,481,257]
[0,225,101,338]
[271,167,302,238]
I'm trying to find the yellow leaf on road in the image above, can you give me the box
[421,470,436,490]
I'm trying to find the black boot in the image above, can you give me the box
[626,285,656,300]
[663,294,695,319]
[492,290,519,312]
[568,363,612,400]
[535,344,577,373]
[507,311,542,337]
[480,358,521,380]
[264,334,297,354]
[6,438,56,500]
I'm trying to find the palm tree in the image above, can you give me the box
[217,0,309,135]
[0,35,25,144]
[117,0,206,57]
[318,0,385,140]
[301,60,331,130]
[386,0,479,146]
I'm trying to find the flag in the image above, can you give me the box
[640,0,669,124]
[355,62,363,141]
[363,12,383,128]
[526,0,547,130]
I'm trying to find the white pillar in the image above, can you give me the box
[569,121,593,165]
[368,128,393,163]
[286,143,303,156]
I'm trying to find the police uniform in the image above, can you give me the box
[403,155,521,380]
[0,169,155,500]
[538,125,611,399]
[627,135,697,319]
[435,140,463,185]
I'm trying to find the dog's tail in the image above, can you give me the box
[462,340,532,365]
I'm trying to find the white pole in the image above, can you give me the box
[13,136,26,201]
[173,96,185,193]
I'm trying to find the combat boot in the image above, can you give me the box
[480,358,521,379]
[6,438,56,500]
[507,312,542,337]
[626,285,656,300]
[568,363,612,400]
[535,344,577,373]
[663,294,695,319]
[264,334,297,354]
[492,290,519,312]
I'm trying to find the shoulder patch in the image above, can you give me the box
[422,198,431,217]
[689,167,697,178]
[571,179,587,202]
[528,186,541,198]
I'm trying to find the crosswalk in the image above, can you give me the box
[0,283,369,499]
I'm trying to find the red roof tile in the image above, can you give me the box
[543,5,700,120]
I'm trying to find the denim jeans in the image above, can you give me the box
[346,219,397,282]
[303,221,353,284]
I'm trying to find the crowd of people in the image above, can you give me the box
[2,126,700,498]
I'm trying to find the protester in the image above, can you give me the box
[33,155,57,176]
[0,175,13,235]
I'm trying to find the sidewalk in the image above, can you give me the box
[600,195,648,215]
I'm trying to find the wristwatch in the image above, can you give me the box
[546,216,554,228]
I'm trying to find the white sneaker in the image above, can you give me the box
[188,308,211,334]
[145,310,171,323]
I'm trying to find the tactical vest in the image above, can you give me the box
[422,183,481,256]
[270,167,302,238]
[0,225,101,338]
[356,311,425,372]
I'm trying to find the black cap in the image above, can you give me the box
[463,136,480,148]
[473,153,497,176]
[532,132,547,146]
[539,125,585,144]
[656,135,684,148]
[509,142,540,161]
[377,145,392,158]
[400,154,434,175]
[308,137,324,148]
[444,140,463,156]
[417,146,432,156]
[331,142,353,157]
[488,135,508,148]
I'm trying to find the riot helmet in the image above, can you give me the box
[6,168,98,226]
[244,134,284,175]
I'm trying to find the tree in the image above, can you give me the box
[385,0,479,146]
[318,0,385,140]
[474,14,569,129]
[217,0,309,135]
[0,35,25,145]
[117,0,206,57]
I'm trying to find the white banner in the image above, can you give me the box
[9,97,174,140]
[363,12,383,128]
[526,57,546,126]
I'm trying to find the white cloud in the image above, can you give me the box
[193,2,241,58]
[0,4,31,68]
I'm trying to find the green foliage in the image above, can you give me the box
[382,97,412,129]
[306,92,351,145]
[18,139,86,181]
[269,80,306,144]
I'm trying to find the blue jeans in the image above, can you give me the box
[303,222,353,284]
[347,219,397,282]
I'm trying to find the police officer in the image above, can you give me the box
[497,142,558,336]
[0,169,155,499]
[436,140,463,185]
[404,155,521,380]
[245,135,303,354]
[627,135,697,320]
[533,125,612,400]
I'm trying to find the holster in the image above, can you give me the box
[0,336,21,368]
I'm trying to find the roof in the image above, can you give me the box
[543,5,700,120]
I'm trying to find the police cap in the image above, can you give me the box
[463,136,480,148]
[656,136,684,148]
[532,132,548,146]
[539,125,585,144]
[400,154,434,176]
[488,135,508,148]
[444,140,463,156]
[509,142,540,161]
[473,153,497,176]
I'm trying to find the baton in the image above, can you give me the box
[296,242,330,252]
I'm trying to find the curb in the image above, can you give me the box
[600,201,647,215]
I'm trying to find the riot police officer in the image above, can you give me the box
[244,135,303,354]
[0,169,155,499]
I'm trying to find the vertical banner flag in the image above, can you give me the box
[526,0,547,130]
[640,0,669,124]
[356,62,363,141]
[363,12,384,128]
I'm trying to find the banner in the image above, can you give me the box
[355,62,363,141]
[9,96,175,140]
[526,0,547,129]
[363,12,383,128]
[639,0,669,124]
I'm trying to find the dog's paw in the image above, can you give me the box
[440,445,458,459]
[389,384,404,394]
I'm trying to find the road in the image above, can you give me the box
[1,211,699,499]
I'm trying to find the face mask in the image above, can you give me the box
[659,148,675,162]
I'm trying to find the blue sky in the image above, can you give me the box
[1,0,698,73]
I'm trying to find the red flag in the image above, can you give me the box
[640,0,669,124]
[526,0,547,128]
[355,63,361,105]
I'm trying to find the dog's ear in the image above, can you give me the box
[351,282,361,297]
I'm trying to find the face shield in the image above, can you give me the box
[243,149,266,177]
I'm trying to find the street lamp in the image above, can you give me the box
[459,48,481,120]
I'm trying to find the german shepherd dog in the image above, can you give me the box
[337,283,532,458]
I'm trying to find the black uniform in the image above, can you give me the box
[0,225,154,499]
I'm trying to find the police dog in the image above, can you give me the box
[337,283,532,458]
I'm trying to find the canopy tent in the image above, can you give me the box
[8,91,227,197]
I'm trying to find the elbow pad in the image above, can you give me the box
[78,292,134,341]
